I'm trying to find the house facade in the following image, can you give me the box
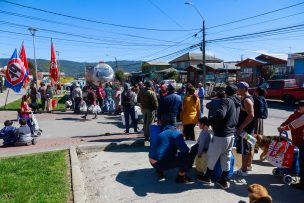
[141,61,171,73]
[287,52,304,86]
[236,54,288,86]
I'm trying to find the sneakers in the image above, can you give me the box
[175,175,193,184]
[234,169,248,177]
[247,166,253,171]
[291,182,304,190]
[215,178,229,190]
[81,115,87,119]
[156,170,165,180]
[197,174,212,184]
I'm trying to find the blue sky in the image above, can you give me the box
[0,0,304,63]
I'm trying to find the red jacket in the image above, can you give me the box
[281,111,304,147]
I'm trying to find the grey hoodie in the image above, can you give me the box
[209,95,241,137]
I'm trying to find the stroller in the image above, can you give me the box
[268,131,300,185]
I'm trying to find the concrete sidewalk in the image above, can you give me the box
[79,147,303,203]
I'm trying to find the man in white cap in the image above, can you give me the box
[72,83,83,114]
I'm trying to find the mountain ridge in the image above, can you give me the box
[0,58,142,77]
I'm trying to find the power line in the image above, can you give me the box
[207,23,304,43]
[0,9,191,44]
[0,21,195,47]
[207,1,304,30]
[147,0,185,29]
[208,11,304,35]
[0,0,197,32]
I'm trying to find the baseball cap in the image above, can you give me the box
[237,82,249,89]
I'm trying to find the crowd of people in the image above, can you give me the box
[145,80,304,192]
[1,78,303,192]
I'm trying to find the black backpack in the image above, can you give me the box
[253,96,268,119]
[122,91,133,107]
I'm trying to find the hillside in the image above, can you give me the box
[0,59,142,77]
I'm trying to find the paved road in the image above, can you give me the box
[80,146,303,203]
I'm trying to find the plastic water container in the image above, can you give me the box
[240,131,257,145]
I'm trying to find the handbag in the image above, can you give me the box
[266,131,294,168]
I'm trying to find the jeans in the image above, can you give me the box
[41,98,46,111]
[124,106,138,133]
[183,124,196,140]
[299,147,304,183]
[105,98,115,113]
[161,113,177,127]
[74,97,81,114]
[151,152,192,173]
[142,109,156,140]
[97,98,104,112]
[199,97,204,118]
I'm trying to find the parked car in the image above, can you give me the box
[249,79,304,105]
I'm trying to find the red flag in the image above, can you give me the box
[19,42,30,88]
[50,40,59,84]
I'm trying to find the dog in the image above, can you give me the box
[254,134,287,161]
[248,184,272,203]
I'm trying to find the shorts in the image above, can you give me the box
[236,135,252,155]
[254,118,264,135]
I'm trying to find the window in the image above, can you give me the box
[269,81,283,90]
[242,67,253,73]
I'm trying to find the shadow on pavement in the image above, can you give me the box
[116,168,303,202]
[97,121,125,128]
[252,160,273,167]
[72,132,142,138]
[267,100,295,112]
[88,138,143,143]
[56,117,86,121]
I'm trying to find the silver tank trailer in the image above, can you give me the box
[85,62,114,87]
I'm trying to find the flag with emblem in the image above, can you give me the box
[50,39,59,83]
[19,42,30,88]
[4,49,28,93]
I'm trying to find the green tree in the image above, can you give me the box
[166,70,179,81]
[115,69,125,82]
[261,66,275,80]
[28,61,36,79]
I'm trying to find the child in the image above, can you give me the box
[0,120,18,146]
[190,117,212,174]
[17,118,35,145]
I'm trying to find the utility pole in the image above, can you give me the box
[202,20,206,89]
[115,57,118,71]
[28,27,38,87]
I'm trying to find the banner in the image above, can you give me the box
[50,40,59,84]
[4,49,28,93]
[19,42,30,88]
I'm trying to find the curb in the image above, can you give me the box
[76,138,145,154]
[70,146,86,203]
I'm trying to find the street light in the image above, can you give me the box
[185,1,206,89]
[106,54,118,71]
[28,27,38,87]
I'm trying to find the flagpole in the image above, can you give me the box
[4,89,10,110]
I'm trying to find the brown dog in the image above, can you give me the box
[254,135,287,161]
[248,184,272,203]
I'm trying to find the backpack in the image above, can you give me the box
[253,96,268,119]
[96,87,105,99]
[122,91,134,107]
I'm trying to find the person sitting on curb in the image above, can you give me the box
[149,124,193,184]
[17,118,36,145]
[0,120,18,146]
[190,117,212,175]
